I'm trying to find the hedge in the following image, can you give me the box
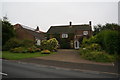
[96,30,119,54]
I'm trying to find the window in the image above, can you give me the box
[62,34,68,38]
[83,31,88,35]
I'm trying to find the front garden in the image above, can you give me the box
[79,23,120,63]
[2,37,58,60]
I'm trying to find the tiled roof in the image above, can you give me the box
[15,24,45,40]
[21,25,35,31]
[23,28,45,40]
[47,24,91,34]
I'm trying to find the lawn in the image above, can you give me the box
[2,51,56,60]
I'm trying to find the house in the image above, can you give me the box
[47,21,92,49]
[14,24,46,45]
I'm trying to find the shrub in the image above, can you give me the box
[10,46,41,53]
[3,38,22,51]
[21,39,34,47]
[27,47,35,53]
[103,30,119,54]
[10,47,27,53]
[47,38,58,51]
[83,30,119,54]
[82,37,89,44]
[96,30,119,54]
[40,38,58,51]
[2,21,15,46]
[27,46,41,53]
[41,50,51,54]
[40,40,48,50]
[86,43,101,51]
[80,48,115,62]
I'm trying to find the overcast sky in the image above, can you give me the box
[1,0,119,32]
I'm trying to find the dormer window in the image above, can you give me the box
[83,31,88,35]
[62,34,68,38]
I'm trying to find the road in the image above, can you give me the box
[2,60,118,78]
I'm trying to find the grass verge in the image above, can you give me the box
[2,51,56,60]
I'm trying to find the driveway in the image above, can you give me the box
[17,49,117,74]
[36,49,113,66]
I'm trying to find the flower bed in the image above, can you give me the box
[41,50,51,54]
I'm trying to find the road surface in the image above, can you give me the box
[2,60,118,78]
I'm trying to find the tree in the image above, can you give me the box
[93,24,102,35]
[93,23,120,35]
[2,21,15,46]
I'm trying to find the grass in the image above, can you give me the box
[2,51,56,60]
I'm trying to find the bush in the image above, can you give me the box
[82,37,89,44]
[79,48,115,62]
[83,30,119,54]
[82,36,98,45]
[41,50,51,54]
[21,39,34,47]
[27,46,41,53]
[10,47,27,53]
[96,30,119,54]
[40,40,48,50]
[3,38,22,51]
[40,38,58,51]
[47,38,58,51]
[10,46,41,53]
[2,21,15,46]
[86,43,101,51]
[3,38,36,51]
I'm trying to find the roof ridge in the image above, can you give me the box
[51,24,89,27]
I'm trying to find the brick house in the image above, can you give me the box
[14,24,45,45]
[47,21,92,49]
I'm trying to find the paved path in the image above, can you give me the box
[36,49,113,66]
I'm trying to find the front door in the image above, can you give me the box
[74,40,79,49]
[60,38,70,49]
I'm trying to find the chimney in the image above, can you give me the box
[70,21,72,26]
[35,26,39,31]
[69,21,72,28]
[89,21,92,26]
[89,21,92,31]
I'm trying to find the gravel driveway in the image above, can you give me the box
[36,49,113,66]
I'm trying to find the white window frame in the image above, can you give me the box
[62,34,68,38]
[83,31,88,35]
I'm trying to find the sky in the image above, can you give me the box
[1,0,119,32]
